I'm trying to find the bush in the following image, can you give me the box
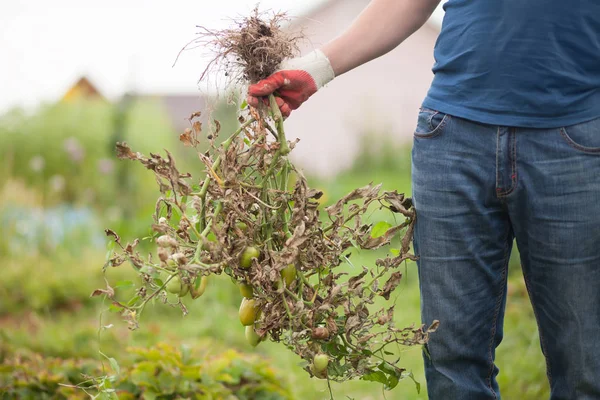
[0,249,131,315]
[0,342,293,400]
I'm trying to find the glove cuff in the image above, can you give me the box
[279,49,335,90]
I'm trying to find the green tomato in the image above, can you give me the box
[179,281,190,297]
[240,246,260,269]
[281,264,297,287]
[239,298,259,326]
[313,353,329,373]
[166,275,182,294]
[245,325,261,347]
[190,276,208,299]
[239,282,254,299]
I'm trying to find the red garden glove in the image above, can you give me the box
[247,49,335,118]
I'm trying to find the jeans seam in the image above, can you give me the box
[486,226,510,399]
[495,126,501,194]
[496,128,518,197]
[521,269,554,387]
[560,127,600,154]
[413,114,451,139]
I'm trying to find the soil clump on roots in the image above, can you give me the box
[183,7,302,84]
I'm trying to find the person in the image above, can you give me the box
[247,0,600,399]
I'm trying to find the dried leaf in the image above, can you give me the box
[115,142,137,160]
[380,271,403,300]
[180,128,197,147]
[105,229,121,245]
[90,282,115,299]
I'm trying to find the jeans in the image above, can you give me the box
[411,109,600,399]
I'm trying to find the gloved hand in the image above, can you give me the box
[247,49,335,118]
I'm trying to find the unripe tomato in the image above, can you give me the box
[179,281,190,297]
[166,276,182,294]
[245,325,261,347]
[239,282,254,299]
[240,246,260,269]
[236,222,248,232]
[313,353,329,373]
[190,276,208,299]
[281,264,297,287]
[239,298,259,326]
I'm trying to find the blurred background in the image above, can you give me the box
[0,1,549,399]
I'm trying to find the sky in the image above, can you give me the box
[0,0,445,113]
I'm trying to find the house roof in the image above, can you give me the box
[61,76,107,103]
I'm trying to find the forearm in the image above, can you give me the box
[321,0,441,76]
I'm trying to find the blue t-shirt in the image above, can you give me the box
[422,0,600,128]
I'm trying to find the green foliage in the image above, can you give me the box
[0,98,243,254]
[0,342,293,400]
[0,249,131,315]
[0,347,100,399]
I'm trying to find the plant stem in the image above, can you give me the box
[268,95,289,155]
[137,273,176,316]
[281,292,293,323]
[193,201,223,262]
[198,117,256,230]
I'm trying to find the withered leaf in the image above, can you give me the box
[105,229,121,244]
[109,254,126,267]
[90,282,115,299]
[348,267,368,290]
[192,121,202,135]
[384,191,414,217]
[188,111,201,120]
[428,320,440,333]
[380,271,403,300]
[306,188,323,199]
[125,239,139,254]
[358,224,403,250]
[345,315,361,335]
[325,183,382,217]
[180,128,198,147]
[115,142,138,160]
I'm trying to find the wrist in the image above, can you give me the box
[279,49,335,89]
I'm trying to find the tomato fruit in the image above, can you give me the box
[240,246,260,269]
[179,281,190,297]
[239,282,254,298]
[281,264,297,287]
[166,275,183,294]
[245,325,261,347]
[190,276,208,299]
[239,298,259,326]
[313,353,329,373]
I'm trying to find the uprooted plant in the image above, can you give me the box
[94,7,438,394]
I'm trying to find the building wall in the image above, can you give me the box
[284,0,440,176]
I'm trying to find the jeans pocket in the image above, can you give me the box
[559,117,600,154]
[414,108,451,139]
